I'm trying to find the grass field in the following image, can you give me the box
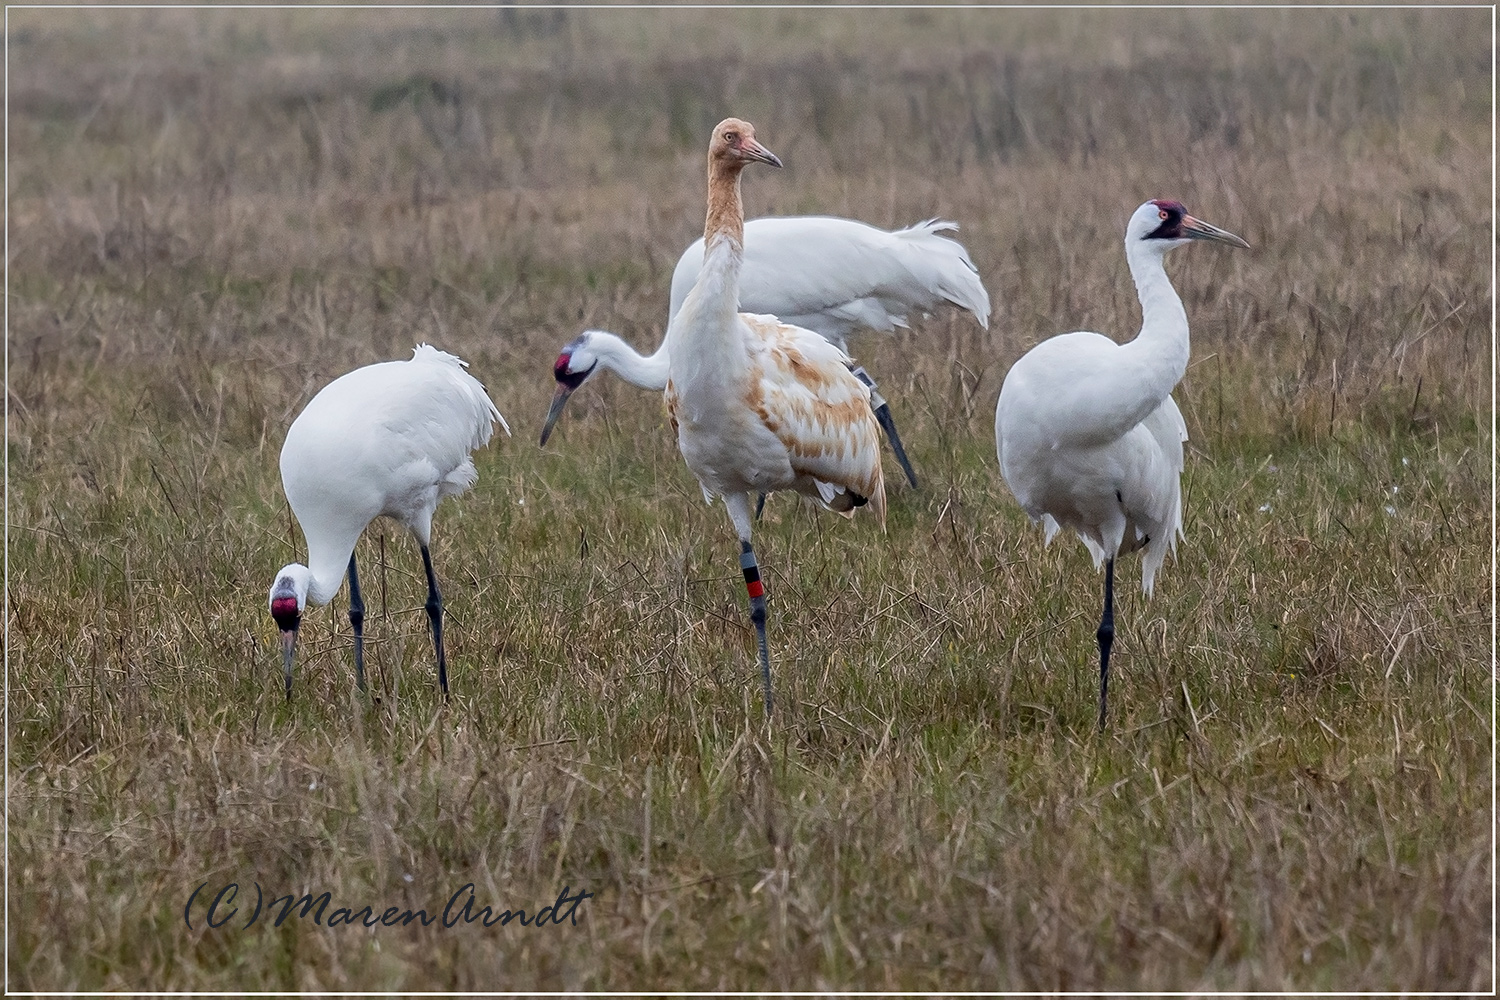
[7,6,1493,992]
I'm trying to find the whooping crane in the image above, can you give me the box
[268,345,508,699]
[541,215,991,487]
[994,200,1248,728]
[665,118,886,714]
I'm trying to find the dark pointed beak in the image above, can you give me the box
[1182,216,1250,249]
[743,139,782,168]
[539,383,575,446]
[281,628,298,700]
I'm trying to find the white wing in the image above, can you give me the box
[1128,395,1187,595]
[409,344,509,446]
[281,346,505,578]
[670,216,990,348]
[996,332,1186,593]
[996,331,1174,451]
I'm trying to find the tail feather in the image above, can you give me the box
[867,473,887,531]
[412,342,510,445]
[891,219,992,329]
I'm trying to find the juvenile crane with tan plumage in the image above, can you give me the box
[542,215,991,488]
[665,118,886,714]
[995,199,1248,728]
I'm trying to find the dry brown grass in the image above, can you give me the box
[7,6,1492,992]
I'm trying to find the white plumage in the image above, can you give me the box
[669,216,990,350]
[999,335,1189,597]
[540,215,991,486]
[665,117,885,714]
[268,344,507,698]
[995,199,1247,727]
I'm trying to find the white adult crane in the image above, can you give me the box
[665,118,886,714]
[995,199,1247,728]
[541,215,990,487]
[268,345,508,699]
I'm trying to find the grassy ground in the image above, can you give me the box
[7,6,1492,992]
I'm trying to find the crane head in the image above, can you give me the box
[269,564,311,699]
[540,334,601,446]
[1134,200,1249,250]
[710,118,782,169]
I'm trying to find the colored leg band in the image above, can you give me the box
[740,545,765,602]
[851,365,888,409]
[744,548,768,593]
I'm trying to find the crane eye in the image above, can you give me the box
[1159,209,1169,220]
[724,131,739,144]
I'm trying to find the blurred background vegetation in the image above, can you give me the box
[7,5,1491,992]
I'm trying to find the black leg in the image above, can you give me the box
[1096,557,1115,730]
[754,493,767,520]
[347,553,366,692]
[852,365,918,488]
[420,544,448,696]
[740,540,772,715]
[873,403,919,488]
